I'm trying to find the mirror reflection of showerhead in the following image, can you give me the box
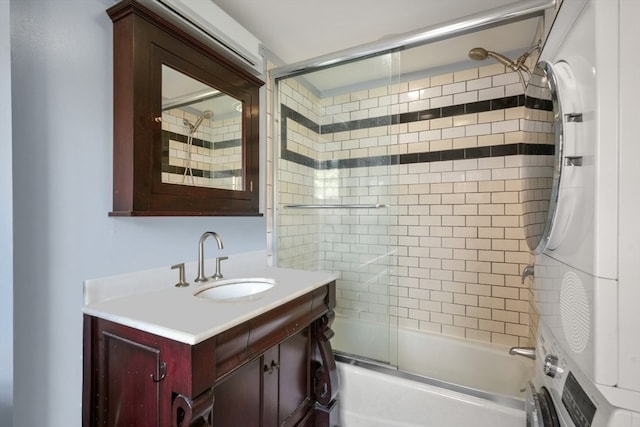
[191,110,213,133]
[182,109,213,184]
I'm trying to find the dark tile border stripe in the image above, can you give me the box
[524,95,553,112]
[162,131,241,151]
[160,164,242,179]
[283,143,554,170]
[280,96,554,170]
[161,132,242,178]
[283,95,527,135]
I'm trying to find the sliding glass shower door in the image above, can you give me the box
[274,53,400,365]
[271,5,551,395]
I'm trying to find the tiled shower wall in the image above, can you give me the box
[161,109,243,189]
[274,62,552,347]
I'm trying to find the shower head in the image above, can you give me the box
[468,47,489,61]
[189,110,214,133]
[468,47,517,69]
[469,45,540,91]
[468,45,540,75]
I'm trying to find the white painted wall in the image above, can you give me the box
[1,0,14,423]
[10,0,266,425]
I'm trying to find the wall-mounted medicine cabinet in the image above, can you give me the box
[107,0,264,216]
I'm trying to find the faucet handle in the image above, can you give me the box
[213,256,228,279]
[521,265,534,284]
[171,263,189,287]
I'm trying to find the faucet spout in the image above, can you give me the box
[195,231,224,283]
[509,346,536,360]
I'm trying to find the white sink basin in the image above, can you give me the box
[194,278,277,301]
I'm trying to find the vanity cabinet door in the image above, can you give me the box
[263,327,313,427]
[210,358,262,426]
[84,317,213,427]
[83,320,168,427]
[103,332,162,426]
[277,328,313,426]
[262,346,280,427]
[210,327,313,427]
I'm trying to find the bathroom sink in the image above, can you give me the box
[194,278,277,301]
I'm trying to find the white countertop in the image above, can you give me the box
[82,251,337,345]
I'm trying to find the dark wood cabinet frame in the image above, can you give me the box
[107,0,264,216]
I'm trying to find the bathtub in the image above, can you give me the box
[397,328,534,398]
[332,316,534,398]
[338,361,526,427]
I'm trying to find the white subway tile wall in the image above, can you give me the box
[161,109,243,190]
[273,63,554,347]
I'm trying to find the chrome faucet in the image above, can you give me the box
[521,265,534,284]
[509,346,536,360]
[195,231,224,283]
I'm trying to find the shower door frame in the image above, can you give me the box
[270,0,554,367]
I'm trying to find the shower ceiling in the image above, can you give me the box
[211,0,543,64]
[210,0,544,93]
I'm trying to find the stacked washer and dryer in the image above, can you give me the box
[523,0,640,426]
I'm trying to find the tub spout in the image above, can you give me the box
[509,346,536,360]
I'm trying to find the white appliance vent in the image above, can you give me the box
[156,0,264,76]
[560,271,590,353]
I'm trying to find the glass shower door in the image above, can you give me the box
[275,52,400,365]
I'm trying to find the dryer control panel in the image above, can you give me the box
[562,371,596,427]
[536,322,638,427]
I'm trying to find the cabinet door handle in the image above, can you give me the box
[151,361,167,383]
[264,360,279,375]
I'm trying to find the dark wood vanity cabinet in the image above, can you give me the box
[82,282,338,427]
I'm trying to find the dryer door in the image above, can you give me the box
[522,60,564,255]
[522,60,581,255]
[526,382,561,427]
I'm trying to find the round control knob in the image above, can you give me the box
[544,354,560,378]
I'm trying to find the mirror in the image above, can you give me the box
[522,60,562,254]
[107,0,263,216]
[161,65,244,191]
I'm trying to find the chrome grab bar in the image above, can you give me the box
[284,203,387,209]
